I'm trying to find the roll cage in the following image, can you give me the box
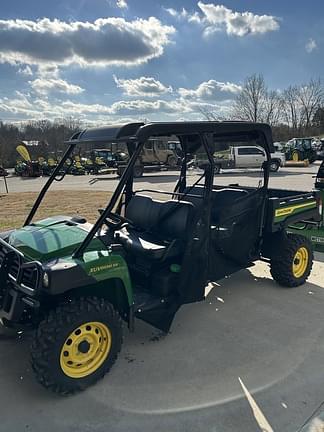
[24,121,274,258]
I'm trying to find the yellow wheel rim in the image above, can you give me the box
[292,152,299,162]
[292,247,308,278]
[60,322,111,379]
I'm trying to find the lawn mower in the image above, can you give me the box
[14,145,41,177]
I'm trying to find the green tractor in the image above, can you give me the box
[288,160,324,252]
[285,138,317,163]
[0,122,320,395]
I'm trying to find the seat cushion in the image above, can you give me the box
[125,194,194,241]
[117,228,181,260]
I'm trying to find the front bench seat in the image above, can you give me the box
[117,195,194,260]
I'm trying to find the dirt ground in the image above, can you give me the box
[0,190,112,230]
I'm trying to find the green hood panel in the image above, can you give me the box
[8,216,102,261]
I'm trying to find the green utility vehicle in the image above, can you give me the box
[0,122,320,395]
[288,160,324,252]
[285,137,317,163]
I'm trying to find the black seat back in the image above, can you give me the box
[126,195,194,240]
[183,185,249,223]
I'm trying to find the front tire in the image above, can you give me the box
[214,164,221,174]
[31,297,123,395]
[270,160,280,172]
[270,233,313,287]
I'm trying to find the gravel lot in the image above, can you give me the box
[1,162,320,195]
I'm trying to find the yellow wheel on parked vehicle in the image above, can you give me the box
[270,233,313,287]
[292,151,299,162]
[31,297,123,394]
[60,321,112,379]
[292,247,308,278]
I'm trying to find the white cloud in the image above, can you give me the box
[179,79,241,100]
[116,0,128,8]
[17,65,33,76]
[165,6,202,23]
[110,99,186,115]
[0,17,175,67]
[167,2,279,37]
[0,87,234,122]
[114,75,172,97]
[306,38,317,53]
[37,65,60,78]
[29,78,85,95]
[197,2,279,36]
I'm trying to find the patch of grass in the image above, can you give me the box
[0,190,112,231]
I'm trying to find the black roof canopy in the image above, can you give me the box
[67,121,274,152]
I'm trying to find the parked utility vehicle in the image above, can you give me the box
[0,122,320,395]
[288,160,324,252]
[116,136,179,177]
[213,144,285,173]
[285,138,317,163]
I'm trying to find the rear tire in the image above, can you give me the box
[167,155,178,168]
[292,150,300,162]
[133,164,144,177]
[31,297,123,395]
[270,233,313,287]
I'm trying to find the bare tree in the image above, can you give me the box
[263,90,282,125]
[232,74,267,122]
[197,106,224,121]
[281,85,301,131]
[298,78,324,130]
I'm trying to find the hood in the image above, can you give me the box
[8,216,101,262]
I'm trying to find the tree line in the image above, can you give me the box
[0,118,81,167]
[1,74,324,167]
[233,74,324,141]
[201,74,324,142]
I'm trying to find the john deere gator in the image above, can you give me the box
[0,122,320,394]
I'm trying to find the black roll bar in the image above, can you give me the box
[24,143,77,226]
[73,140,144,258]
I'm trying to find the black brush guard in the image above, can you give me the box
[0,238,42,322]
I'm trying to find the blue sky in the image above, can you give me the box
[0,0,323,124]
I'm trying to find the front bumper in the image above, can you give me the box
[0,237,41,323]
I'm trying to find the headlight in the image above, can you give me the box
[43,272,49,288]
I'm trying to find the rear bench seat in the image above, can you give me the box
[117,195,194,260]
[182,186,249,223]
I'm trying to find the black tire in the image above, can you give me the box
[31,297,123,395]
[167,155,178,168]
[270,233,313,288]
[214,164,221,175]
[308,155,317,164]
[269,160,280,172]
[133,164,144,177]
[117,166,125,177]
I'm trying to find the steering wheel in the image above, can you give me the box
[98,210,132,231]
